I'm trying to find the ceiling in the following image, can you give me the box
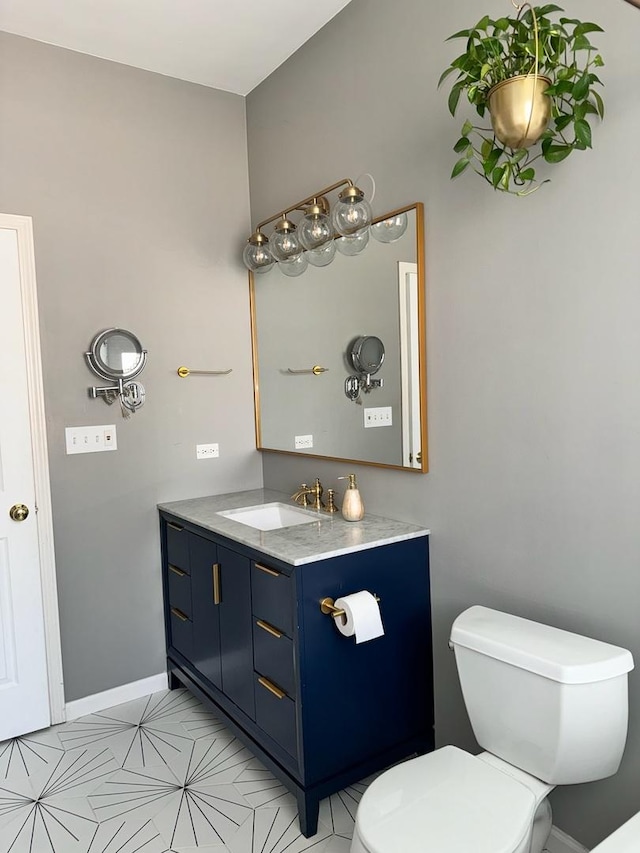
[0,0,354,96]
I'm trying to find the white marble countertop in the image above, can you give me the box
[158,488,429,566]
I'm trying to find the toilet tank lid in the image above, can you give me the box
[450,606,634,684]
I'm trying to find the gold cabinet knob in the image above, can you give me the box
[9,504,29,522]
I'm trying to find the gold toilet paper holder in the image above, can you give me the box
[319,595,381,620]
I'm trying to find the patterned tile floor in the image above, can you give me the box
[0,689,367,853]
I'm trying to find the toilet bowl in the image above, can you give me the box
[351,606,634,853]
[351,746,553,853]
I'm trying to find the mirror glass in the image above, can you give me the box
[86,328,146,381]
[251,203,427,471]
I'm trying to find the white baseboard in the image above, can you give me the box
[546,826,590,853]
[64,673,169,721]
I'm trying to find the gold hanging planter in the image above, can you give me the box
[487,74,552,149]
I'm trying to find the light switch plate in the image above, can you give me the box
[65,425,117,454]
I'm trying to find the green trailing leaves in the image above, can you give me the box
[440,4,605,195]
[453,136,472,153]
[574,119,592,149]
[451,158,472,178]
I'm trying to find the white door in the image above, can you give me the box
[0,217,54,739]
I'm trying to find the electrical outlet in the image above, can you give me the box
[196,443,219,459]
[363,407,393,428]
[65,425,117,454]
[295,434,313,449]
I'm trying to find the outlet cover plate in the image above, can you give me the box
[197,443,219,459]
[295,435,313,449]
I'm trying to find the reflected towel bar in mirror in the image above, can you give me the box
[177,366,233,377]
[287,365,329,375]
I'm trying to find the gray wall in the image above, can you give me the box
[247,0,640,847]
[0,32,262,701]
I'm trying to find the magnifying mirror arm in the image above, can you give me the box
[89,382,122,398]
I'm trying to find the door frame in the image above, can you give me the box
[2,213,65,724]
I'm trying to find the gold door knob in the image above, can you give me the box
[9,504,29,522]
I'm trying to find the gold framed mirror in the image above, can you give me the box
[250,202,427,472]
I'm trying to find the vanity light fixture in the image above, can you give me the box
[242,177,375,276]
[298,199,332,251]
[243,230,275,275]
[270,215,304,261]
[331,185,373,237]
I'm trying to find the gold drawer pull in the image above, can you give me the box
[213,563,221,605]
[256,619,282,639]
[258,675,286,700]
[171,607,188,622]
[169,565,187,577]
[255,562,280,577]
[167,522,184,532]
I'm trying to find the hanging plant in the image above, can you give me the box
[439,3,605,195]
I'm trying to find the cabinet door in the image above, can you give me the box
[218,546,255,720]
[189,533,222,689]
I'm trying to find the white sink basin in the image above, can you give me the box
[217,502,319,531]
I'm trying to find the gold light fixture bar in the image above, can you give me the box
[255,177,355,232]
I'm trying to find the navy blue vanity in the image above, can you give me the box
[158,489,433,837]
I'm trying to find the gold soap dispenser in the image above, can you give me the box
[338,474,365,522]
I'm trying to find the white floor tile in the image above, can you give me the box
[0,690,361,853]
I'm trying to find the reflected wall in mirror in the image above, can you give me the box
[251,203,427,471]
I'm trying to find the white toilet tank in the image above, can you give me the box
[450,606,634,785]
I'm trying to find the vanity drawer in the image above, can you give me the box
[252,561,293,636]
[169,605,193,661]
[166,519,189,571]
[253,619,295,697]
[168,564,192,616]
[254,673,297,758]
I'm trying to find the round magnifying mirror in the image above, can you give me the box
[349,335,385,375]
[86,328,147,382]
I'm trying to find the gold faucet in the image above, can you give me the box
[291,483,312,507]
[291,478,325,510]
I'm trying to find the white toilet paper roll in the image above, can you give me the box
[333,591,384,643]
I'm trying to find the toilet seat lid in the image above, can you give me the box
[356,746,538,853]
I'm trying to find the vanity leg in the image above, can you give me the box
[167,669,182,690]
[297,790,320,838]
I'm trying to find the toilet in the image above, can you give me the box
[351,605,634,853]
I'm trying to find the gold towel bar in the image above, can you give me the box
[177,366,233,378]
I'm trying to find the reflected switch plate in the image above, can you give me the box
[364,407,392,428]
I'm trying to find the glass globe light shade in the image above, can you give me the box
[336,228,370,256]
[370,212,409,243]
[271,216,303,261]
[242,232,274,274]
[279,253,309,277]
[331,185,373,236]
[306,240,337,267]
[298,203,332,251]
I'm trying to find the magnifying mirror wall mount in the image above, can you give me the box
[85,328,147,416]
